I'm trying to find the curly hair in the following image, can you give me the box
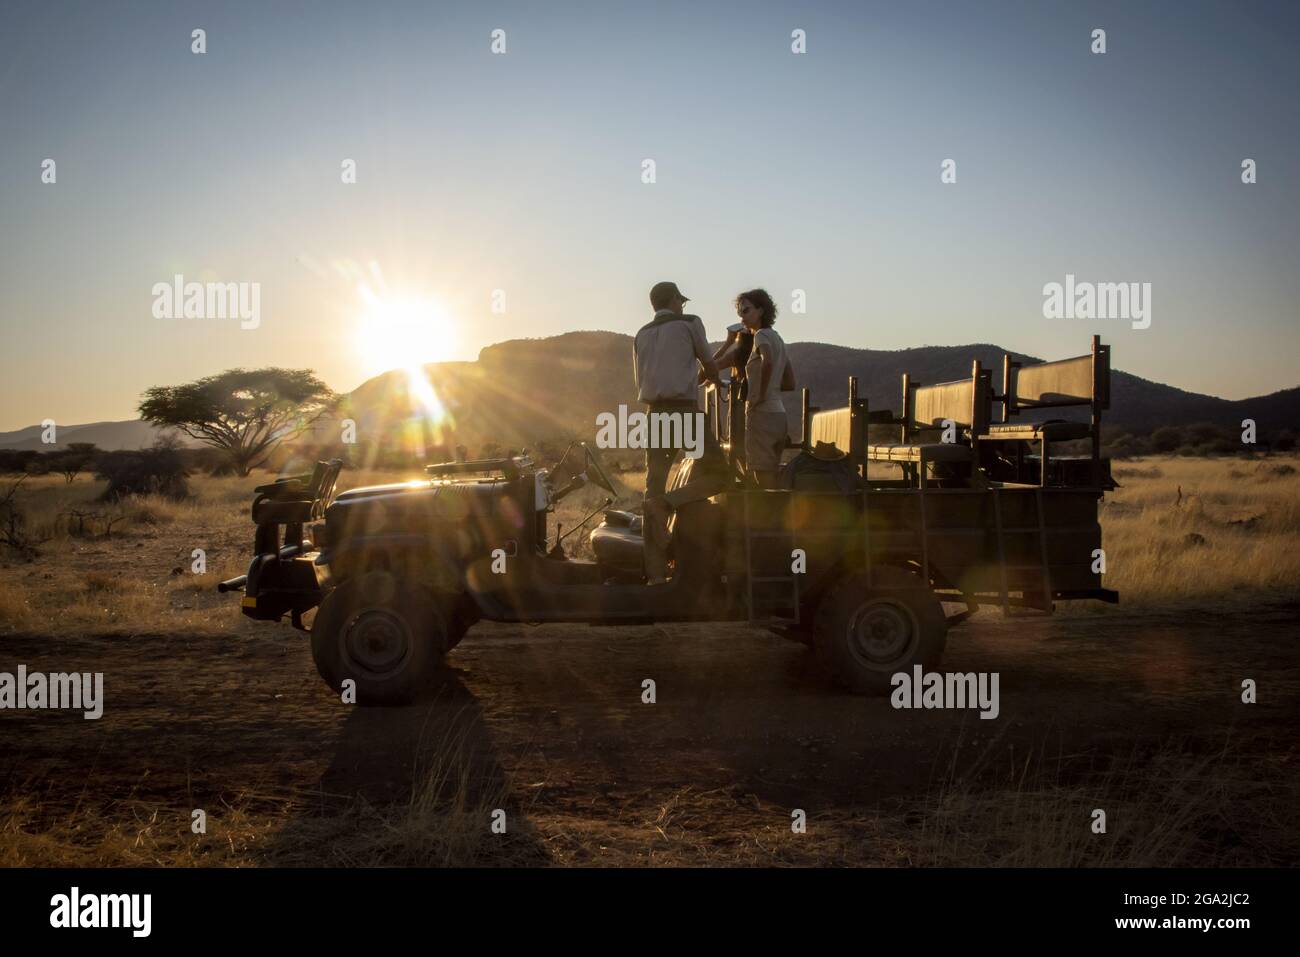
[734,288,778,327]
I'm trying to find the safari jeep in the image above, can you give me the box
[221,340,1119,705]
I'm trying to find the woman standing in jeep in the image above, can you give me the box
[713,288,796,488]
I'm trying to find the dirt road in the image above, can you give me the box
[2,601,1296,866]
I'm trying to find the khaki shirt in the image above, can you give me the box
[633,311,712,404]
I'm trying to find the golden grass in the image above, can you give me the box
[914,730,1297,866]
[1,456,1296,637]
[0,704,541,868]
[324,706,535,866]
[8,728,1286,867]
[1089,456,1300,607]
[0,582,34,630]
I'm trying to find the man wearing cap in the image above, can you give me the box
[634,281,726,584]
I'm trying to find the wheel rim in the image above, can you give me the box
[342,608,412,678]
[846,600,919,669]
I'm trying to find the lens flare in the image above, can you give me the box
[352,286,458,457]
[354,290,457,378]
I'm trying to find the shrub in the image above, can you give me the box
[1187,422,1224,445]
[0,476,48,558]
[95,442,190,501]
[0,450,42,474]
[1104,433,1145,459]
[1149,426,1185,453]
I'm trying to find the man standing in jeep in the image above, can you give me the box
[633,281,726,584]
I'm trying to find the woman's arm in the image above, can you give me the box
[712,327,741,365]
[780,357,796,392]
[757,340,775,402]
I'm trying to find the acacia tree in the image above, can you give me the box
[54,442,99,483]
[138,368,335,476]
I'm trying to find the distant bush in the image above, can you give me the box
[0,450,42,474]
[1103,432,1147,459]
[95,442,190,501]
[1149,426,1185,453]
[1186,422,1223,445]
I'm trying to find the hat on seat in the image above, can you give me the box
[809,440,848,462]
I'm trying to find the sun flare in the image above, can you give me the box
[353,291,458,378]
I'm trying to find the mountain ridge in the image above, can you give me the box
[4,332,1295,451]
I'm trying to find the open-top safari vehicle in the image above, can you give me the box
[220,336,1118,705]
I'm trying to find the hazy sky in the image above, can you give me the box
[1,0,1297,431]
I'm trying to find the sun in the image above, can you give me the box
[353,292,458,378]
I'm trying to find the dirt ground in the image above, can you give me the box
[1,459,1297,866]
[2,598,1296,866]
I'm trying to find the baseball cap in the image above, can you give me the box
[649,281,690,309]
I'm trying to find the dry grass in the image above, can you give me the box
[913,729,1297,866]
[0,469,394,637]
[326,707,539,866]
[1,456,1295,637]
[11,729,1281,868]
[2,457,1292,869]
[0,703,543,868]
[0,582,34,630]
[1090,456,1300,607]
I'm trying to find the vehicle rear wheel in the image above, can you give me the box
[310,572,451,705]
[813,567,947,695]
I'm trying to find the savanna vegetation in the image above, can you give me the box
[1,455,1294,867]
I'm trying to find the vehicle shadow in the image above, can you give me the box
[260,669,551,866]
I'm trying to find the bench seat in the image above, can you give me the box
[980,421,1091,442]
[866,443,974,464]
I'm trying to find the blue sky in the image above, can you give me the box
[1,0,1297,429]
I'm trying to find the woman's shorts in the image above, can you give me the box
[745,409,789,472]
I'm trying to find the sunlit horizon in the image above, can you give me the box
[2,1,1298,431]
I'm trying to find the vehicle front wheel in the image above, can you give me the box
[310,572,450,705]
[813,567,947,695]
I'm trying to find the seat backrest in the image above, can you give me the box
[805,377,868,464]
[304,461,327,497]
[309,459,343,503]
[811,406,854,454]
[903,360,991,442]
[319,460,342,505]
[1003,335,1109,418]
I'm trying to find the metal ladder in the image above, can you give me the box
[991,487,1054,615]
[742,489,800,624]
